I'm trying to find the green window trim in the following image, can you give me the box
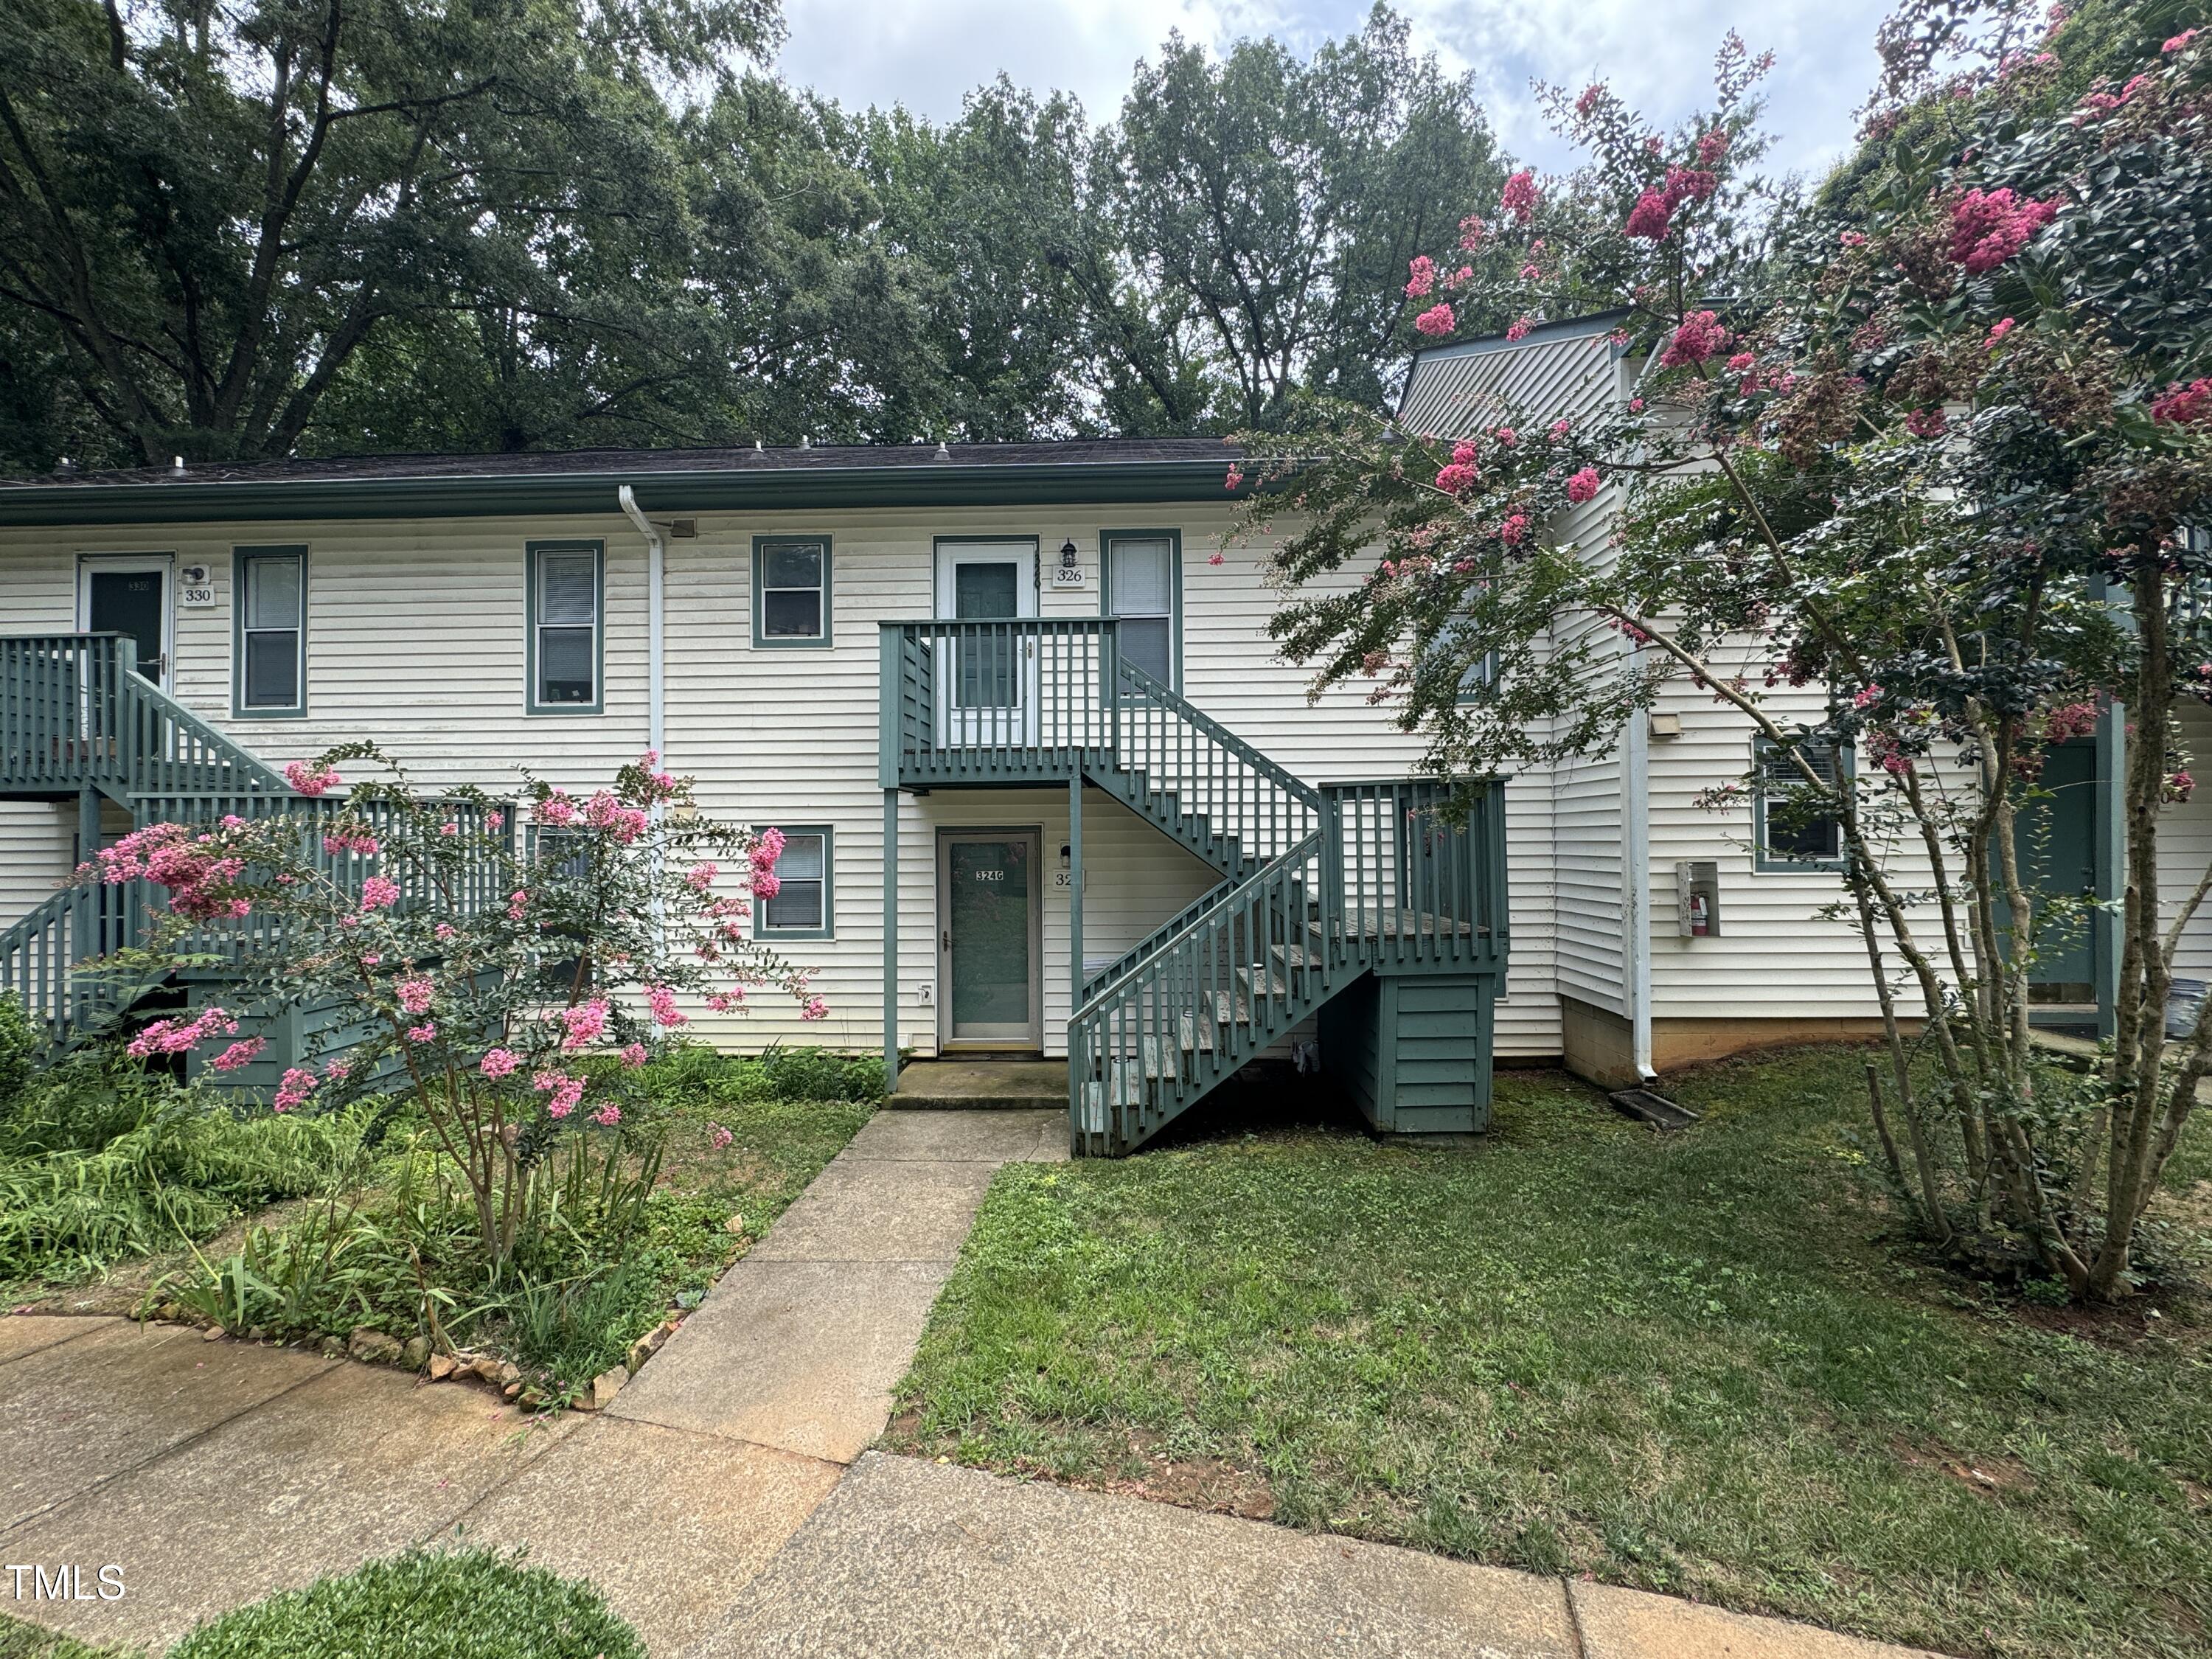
[231,545,308,718]
[1099,529,1182,692]
[1753,736,1851,872]
[753,535,833,648]
[756,824,834,940]
[526,540,605,715]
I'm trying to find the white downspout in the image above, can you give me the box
[1623,685,1657,1082]
[617,486,666,764]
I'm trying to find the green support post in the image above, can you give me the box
[1069,772,1084,1020]
[883,787,900,1096]
[2096,698,2124,1040]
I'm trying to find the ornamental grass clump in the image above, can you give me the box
[79,745,825,1273]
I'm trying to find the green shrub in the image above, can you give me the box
[0,995,33,1110]
[0,1055,364,1282]
[639,1042,883,1107]
[164,1548,641,1659]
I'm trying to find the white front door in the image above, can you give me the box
[933,540,1039,750]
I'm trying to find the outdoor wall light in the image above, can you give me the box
[1060,538,1079,572]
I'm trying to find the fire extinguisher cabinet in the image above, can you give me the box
[1675,860,1722,937]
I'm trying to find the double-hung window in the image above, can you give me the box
[756,826,832,939]
[1103,532,1180,690]
[233,546,306,715]
[754,537,831,647]
[529,542,602,712]
[1753,737,1848,869]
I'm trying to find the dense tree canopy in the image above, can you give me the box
[0,0,1504,470]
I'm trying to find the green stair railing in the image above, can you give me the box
[0,879,161,1047]
[2,633,288,801]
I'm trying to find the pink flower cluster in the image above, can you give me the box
[208,1037,267,1073]
[1658,310,1729,369]
[283,760,341,797]
[127,1006,238,1059]
[560,997,611,1051]
[1985,317,2017,349]
[584,791,650,844]
[1500,169,1540,225]
[801,998,830,1022]
[1946,189,2059,276]
[1223,465,1244,491]
[405,1023,437,1044]
[396,976,436,1015]
[1504,316,1534,342]
[507,889,529,922]
[647,984,688,1027]
[591,1102,622,1128]
[1905,408,1949,439]
[361,875,401,911]
[2045,700,2099,741]
[481,1047,519,1079]
[538,790,577,827]
[707,1121,734,1151]
[619,1043,649,1068]
[1625,166,1717,242]
[1499,515,1529,548]
[274,1066,320,1113]
[686,861,719,893]
[705,990,746,1014]
[533,1068,585,1119]
[1404,255,1436,298]
[2151,379,2211,426]
[1413,303,1456,338]
[90,823,248,919]
[321,830,379,858]
[1565,467,1602,504]
[748,827,786,900]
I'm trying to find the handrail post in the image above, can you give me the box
[1322,790,1344,967]
[1102,621,1121,760]
[878,625,902,790]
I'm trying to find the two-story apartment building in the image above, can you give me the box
[4,319,2202,1152]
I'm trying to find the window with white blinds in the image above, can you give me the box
[1105,533,1179,689]
[529,542,602,712]
[234,546,305,713]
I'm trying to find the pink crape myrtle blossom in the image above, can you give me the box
[127,1006,239,1058]
[283,760,341,796]
[405,1023,437,1044]
[619,1043,649,1068]
[396,977,436,1015]
[1625,189,1674,240]
[559,998,611,1051]
[1500,169,1539,224]
[1905,408,1949,439]
[1947,188,2060,275]
[2150,379,2211,426]
[646,984,688,1027]
[1403,255,1436,298]
[1499,515,1529,547]
[361,875,401,910]
[685,861,719,892]
[801,997,830,1022]
[1566,467,1602,504]
[480,1048,520,1079]
[1504,316,1534,342]
[273,1067,320,1113]
[1658,311,1729,369]
[707,1121,734,1150]
[207,1037,267,1072]
[1413,303,1456,338]
[591,1102,622,1128]
[533,1069,587,1119]
[1985,317,2017,349]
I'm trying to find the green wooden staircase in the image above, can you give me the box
[1,633,503,1078]
[880,619,1508,1155]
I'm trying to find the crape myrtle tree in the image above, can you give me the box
[1235,7,2212,1299]
[77,748,824,1271]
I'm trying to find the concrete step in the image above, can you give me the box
[890,1058,1065,1111]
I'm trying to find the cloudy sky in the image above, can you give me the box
[775,0,1893,180]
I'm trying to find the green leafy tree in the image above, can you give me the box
[1245,11,2212,1299]
[0,0,779,467]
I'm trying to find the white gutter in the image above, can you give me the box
[616,486,666,763]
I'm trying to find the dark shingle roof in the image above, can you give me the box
[0,439,1249,527]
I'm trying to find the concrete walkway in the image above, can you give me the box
[4,1106,1941,1659]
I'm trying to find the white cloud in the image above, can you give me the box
[773,0,1890,178]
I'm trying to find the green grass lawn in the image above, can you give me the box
[884,1047,2212,1659]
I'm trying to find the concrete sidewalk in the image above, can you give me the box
[4,1106,1941,1659]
